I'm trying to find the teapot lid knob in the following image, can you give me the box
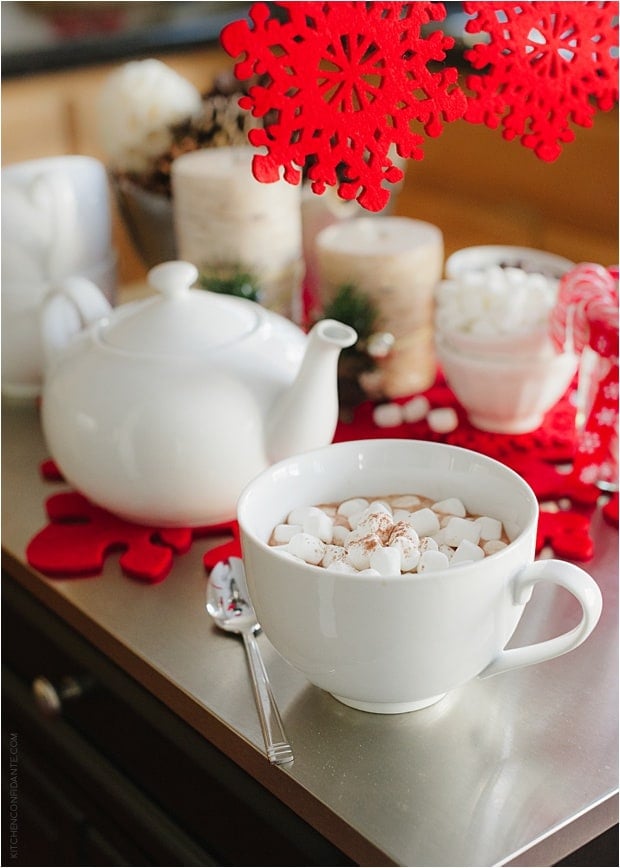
[148,261,199,298]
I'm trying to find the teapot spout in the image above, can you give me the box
[267,319,357,463]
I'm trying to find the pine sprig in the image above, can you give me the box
[199,266,262,302]
[321,283,377,343]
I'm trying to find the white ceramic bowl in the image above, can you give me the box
[237,440,601,714]
[436,333,578,433]
[445,245,574,280]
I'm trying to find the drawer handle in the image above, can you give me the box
[31,675,92,716]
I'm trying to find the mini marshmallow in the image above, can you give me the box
[483,539,508,556]
[369,500,393,515]
[417,549,450,573]
[337,497,369,518]
[321,544,346,568]
[432,527,447,546]
[388,521,420,546]
[432,497,466,517]
[391,494,421,509]
[346,534,382,570]
[442,516,481,547]
[303,509,334,543]
[388,524,421,570]
[438,543,454,559]
[419,536,439,553]
[407,507,440,537]
[348,502,391,530]
[329,560,359,574]
[350,507,394,541]
[373,402,404,428]
[286,532,325,565]
[272,544,301,561]
[287,505,323,526]
[402,395,430,423]
[396,542,421,572]
[451,539,485,565]
[358,568,382,576]
[332,524,349,546]
[393,508,413,522]
[369,545,402,576]
[273,523,302,544]
[427,407,459,433]
[475,515,503,541]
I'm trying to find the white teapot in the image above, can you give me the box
[40,261,357,527]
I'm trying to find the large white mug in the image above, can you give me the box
[2,155,115,398]
[238,439,602,714]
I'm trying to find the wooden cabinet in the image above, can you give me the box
[2,574,353,867]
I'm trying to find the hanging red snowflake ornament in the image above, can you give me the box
[220,1,466,210]
[462,2,619,161]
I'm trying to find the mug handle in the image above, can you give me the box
[40,276,112,366]
[479,559,602,679]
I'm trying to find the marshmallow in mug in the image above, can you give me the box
[435,266,558,337]
[269,494,508,577]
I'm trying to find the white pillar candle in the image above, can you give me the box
[316,216,443,398]
[171,147,303,317]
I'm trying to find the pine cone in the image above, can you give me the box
[117,76,262,197]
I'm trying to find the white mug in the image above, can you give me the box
[2,155,115,398]
[237,439,602,714]
[2,155,112,284]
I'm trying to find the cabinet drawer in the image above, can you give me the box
[2,574,353,866]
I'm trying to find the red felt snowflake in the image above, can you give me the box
[536,509,594,561]
[462,2,619,161]
[220,1,466,210]
[27,489,241,584]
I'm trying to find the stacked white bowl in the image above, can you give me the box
[435,246,578,433]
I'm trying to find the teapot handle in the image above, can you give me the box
[40,276,112,366]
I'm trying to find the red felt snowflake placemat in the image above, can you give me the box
[27,478,241,585]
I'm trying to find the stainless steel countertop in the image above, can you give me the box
[2,397,618,867]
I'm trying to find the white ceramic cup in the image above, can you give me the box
[2,155,116,399]
[238,439,602,714]
[2,155,113,284]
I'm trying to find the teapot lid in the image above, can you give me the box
[99,261,261,354]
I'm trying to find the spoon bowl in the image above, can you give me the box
[207,564,259,634]
[207,558,294,765]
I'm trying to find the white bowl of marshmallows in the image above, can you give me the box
[435,245,579,433]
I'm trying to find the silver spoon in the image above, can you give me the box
[206,557,294,766]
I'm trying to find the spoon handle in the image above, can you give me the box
[242,629,294,765]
